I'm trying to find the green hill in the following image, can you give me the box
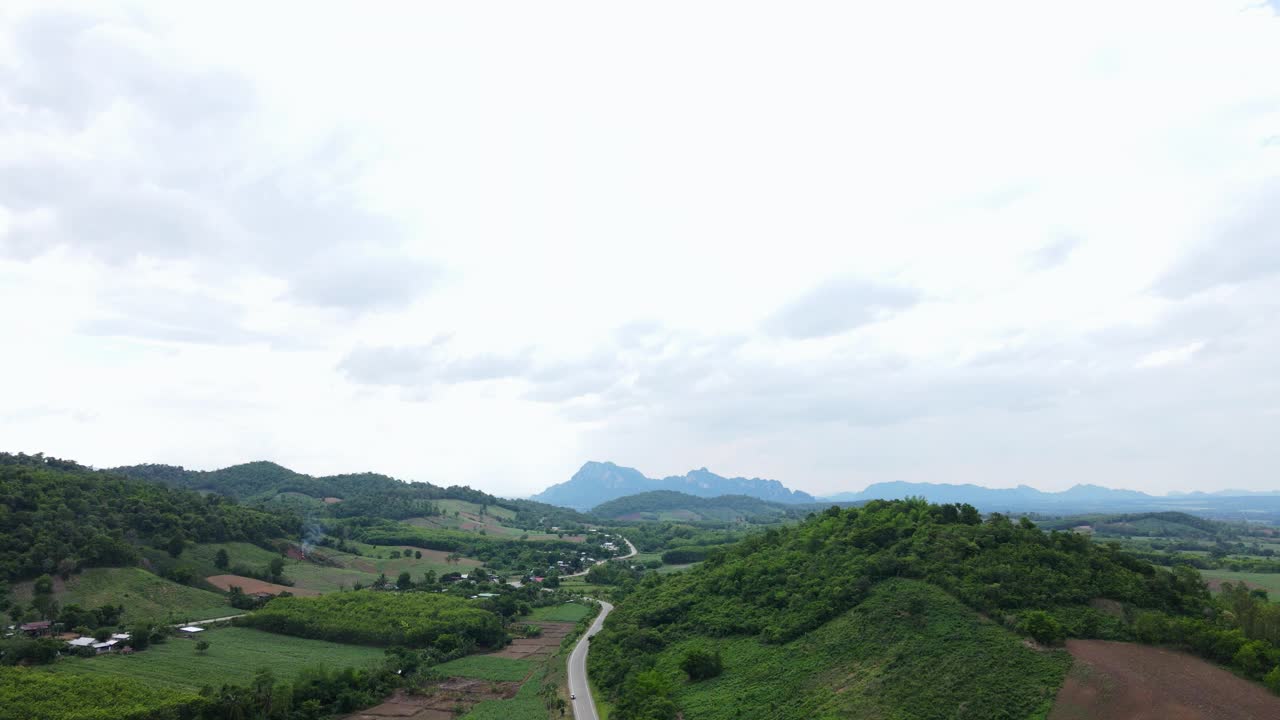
[113,461,589,527]
[588,499,1232,719]
[0,453,297,583]
[651,579,1069,720]
[592,491,798,522]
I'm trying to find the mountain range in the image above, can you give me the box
[529,461,817,511]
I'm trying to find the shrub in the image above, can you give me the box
[679,646,723,681]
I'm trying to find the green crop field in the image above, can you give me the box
[434,655,534,682]
[12,567,230,624]
[141,541,286,584]
[41,627,385,691]
[462,667,548,720]
[1197,569,1280,598]
[527,601,593,623]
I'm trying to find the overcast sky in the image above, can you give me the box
[2,1,1278,498]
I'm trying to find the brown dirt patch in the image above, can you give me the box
[323,497,343,504]
[1049,639,1280,720]
[204,575,320,597]
[344,681,519,719]
[490,621,572,659]
[1207,578,1260,593]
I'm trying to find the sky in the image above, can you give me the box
[1,1,1278,498]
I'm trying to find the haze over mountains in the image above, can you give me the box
[529,461,1280,520]
[530,461,817,511]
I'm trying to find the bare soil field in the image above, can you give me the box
[204,574,320,596]
[1049,639,1280,720]
[491,621,573,659]
[345,680,520,720]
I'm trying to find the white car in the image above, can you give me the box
[570,693,576,700]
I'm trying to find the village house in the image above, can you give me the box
[19,620,52,637]
[177,626,205,638]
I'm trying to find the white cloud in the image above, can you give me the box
[1135,341,1207,369]
[1,0,1279,496]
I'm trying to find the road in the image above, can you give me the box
[171,614,245,627]
[564,536,638,579]
[568,598,614,720]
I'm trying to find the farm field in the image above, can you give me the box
[433,655,534,682]
[461,667,548,720]
[205,574,320,596]
[283,544,481,593]
[1196,568,1280,597]
[41,627,385,691]
[406,499,583,543]
[526,601,592,623]
[11,567,229,624]
[1048,639,1280,720]
[141,540,285,582]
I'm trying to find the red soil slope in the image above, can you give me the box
[1049,639,1280,720]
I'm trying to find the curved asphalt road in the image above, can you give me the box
[568,598,615,720]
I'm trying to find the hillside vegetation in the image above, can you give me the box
[239,590,505,648]
[115,461,588,527]
[589,499,1227,719]
[592,491,798,523]
[0,453,297,582]
[651,579,1069,720]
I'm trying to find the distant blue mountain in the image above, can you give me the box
[823,481,1155,509]
[531,461,817,511]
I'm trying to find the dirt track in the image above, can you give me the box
[1049,639,1280,720]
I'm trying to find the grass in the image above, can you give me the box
[140,541,284,585]
[41,627,385,691]
[284,543,480,593]
[437,499,517,521]
[12,567,229,624]
[462,667,547,720]
[434,655,534,682]
[645,578,1070,720]
[1196,568,1280,598]
[527,602,593,623]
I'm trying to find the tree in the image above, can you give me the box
[214,549,230,570]
[415,550,422,559]
[167,535,186,558]
[33,574,53,595]
[396,572,413,590]
[1020,611,1064,646]
[679,646,723,681]
[268,557,285,579]
[195,639,210,654]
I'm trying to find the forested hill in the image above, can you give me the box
[0,453,298,582]
[114,460,588,526]
[586,499,1280,719]
[591,490,801,523]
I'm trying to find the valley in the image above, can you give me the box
[4,452,1280,720]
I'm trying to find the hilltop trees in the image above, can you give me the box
[590,499,1228,715]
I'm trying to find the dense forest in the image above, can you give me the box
[239,591,505,648]
[0,454,298,582]
[588,499,1280,719]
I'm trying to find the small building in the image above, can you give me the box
[19,621,52,637]
[111,633,131,641]
[177,626,205,637]
[66,637,96,649]
[92,639,119,654]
